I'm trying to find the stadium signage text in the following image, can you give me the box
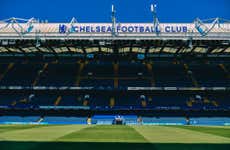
[59,24,188,33]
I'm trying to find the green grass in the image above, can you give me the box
[172,125,230,138]
[58,125,147,142]
[0,125,230,150]
[0,125,43,134]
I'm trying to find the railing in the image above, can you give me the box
[0,32,229,40]
[0,86,229,91]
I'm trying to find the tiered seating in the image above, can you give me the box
[116,95,140,107]
[186,96,219,109]
[119,62,150,77]
[81,62,114,77]
[31,95,57,106]
[149,95,186,107]
[58,96,83,106]
[0,62,229,88]
[226,64,230,71]
[118,63,151,88]
[0,92,229,110]
[80,62,114,87]
[0,61,229,111]
[91,95,110,107]
[190,64,229,87]
[0,64,8,77]
[206,94,230,109]
[0,63,42,86]
[153,63,193,87]
[0,94,25,106]
[38,64,78,86]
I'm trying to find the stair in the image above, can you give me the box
[113,62,119,88]
[203,97,210,104]
[0,63,14,81]
[11,100,17,106]
[219,64,230,79]
[32,63,48,86]
[37,117,44,123]
[146,62,155,86]
[183,63,199,87]
[83,99,88,106]
[141,100,147,107]
[76,61,87,86]
[54,96,62,106]
[110,97,115,108]
[186,100,193,107]
[19,98,28,103]
[212,100,219,107]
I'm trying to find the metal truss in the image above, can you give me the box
[0,17,37,37]
[194,17,230,36]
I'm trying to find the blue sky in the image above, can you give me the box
[0,0,229,23]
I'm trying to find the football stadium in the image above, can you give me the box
[0,1,230,150]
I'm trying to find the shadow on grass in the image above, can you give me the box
[0,141,229,150]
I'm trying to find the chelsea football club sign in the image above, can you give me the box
[59,24,188,34]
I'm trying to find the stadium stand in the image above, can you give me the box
[189,64,230,87]
[0,17,229,125]
[153,63,193,87]
[1,61,229,88]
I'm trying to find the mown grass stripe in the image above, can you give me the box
[171,125,230,139]
[58,125,148,143]
[0,125,230,150]
[0,125,47,134]
[0,125,87,141]
[133,125,230,143]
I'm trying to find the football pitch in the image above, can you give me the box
[0,125,230,150]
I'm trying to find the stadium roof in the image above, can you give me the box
[0,17,229,56]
